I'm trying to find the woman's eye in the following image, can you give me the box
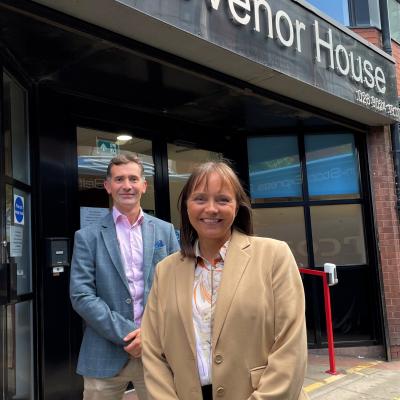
[192,196,206,202]
[218,197,230,204]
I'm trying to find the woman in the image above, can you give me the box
[141,161,309,400]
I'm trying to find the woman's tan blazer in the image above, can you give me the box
[142,230,309,400]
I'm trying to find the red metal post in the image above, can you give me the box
[299,268,337,375]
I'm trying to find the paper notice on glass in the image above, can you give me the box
[10,225,24,257]
[80,207,109,228]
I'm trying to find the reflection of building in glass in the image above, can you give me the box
[78,155,191,181]
[250,154,358,198]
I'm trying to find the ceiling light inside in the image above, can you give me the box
[117,134,133,141]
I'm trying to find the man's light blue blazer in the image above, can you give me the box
[70,212,180,378]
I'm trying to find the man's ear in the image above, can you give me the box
[104,179,111,194]
[142,178,148,194]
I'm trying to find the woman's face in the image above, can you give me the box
[187,172,238,245]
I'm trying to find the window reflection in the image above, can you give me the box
[7,302,34,399]
[388,0,400,43]
[253,207,308,267]
[247,136,302,202]
[305,134,360,199]
[306,0,350,25]
[310,204,366,266]
[3,72,29,184]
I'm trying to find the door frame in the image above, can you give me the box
[0,56,38,400]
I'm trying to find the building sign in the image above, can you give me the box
[14,194,24,225]
[116,0,400,121]
[96,138,118,155]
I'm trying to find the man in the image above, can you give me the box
[70,153,180,400]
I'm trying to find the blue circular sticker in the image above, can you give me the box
[15,196,24,224]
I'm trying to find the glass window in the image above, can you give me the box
[77,127,155,227]
[253,207,308,267]
[7,301,34,399]
[6,185,32,295]
[388,0,400,43]
[310,204,366,266]
[247,136,302,202]
[167,144,222,231]
[368,0,381,28]
[306,0,350,25]
[3,72,30,185]
[305,133,360,199]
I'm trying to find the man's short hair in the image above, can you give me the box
[106,153,145,178]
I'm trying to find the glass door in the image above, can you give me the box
[0,71,34,400]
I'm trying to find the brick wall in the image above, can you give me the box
[351,27,382,48]
[368,126,400,360]
[352,26,400,360]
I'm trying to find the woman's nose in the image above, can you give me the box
[205,200,218,213]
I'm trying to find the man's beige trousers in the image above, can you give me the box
[83,358,147,400]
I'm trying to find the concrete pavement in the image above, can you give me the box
[306,353,400,399]
[123,352,400,399]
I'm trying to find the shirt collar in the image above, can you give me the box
[194,238,230,262]
[112,206,144,227]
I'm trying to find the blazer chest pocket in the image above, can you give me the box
[250,365,266,389]
[153,246,167,263]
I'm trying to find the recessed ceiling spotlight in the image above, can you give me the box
[117,134,133,141]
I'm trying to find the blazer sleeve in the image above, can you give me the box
[168,223,180,255]
[141,264,179,400]
[70,230,136,346]
[249,241,308,400]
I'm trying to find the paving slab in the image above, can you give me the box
[306,353,400,400]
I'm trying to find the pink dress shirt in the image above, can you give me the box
[113,207,145,328]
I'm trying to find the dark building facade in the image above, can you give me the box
[0,0,400,399]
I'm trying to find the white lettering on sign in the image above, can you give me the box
[314,21,386,94]
[228,0,251,25]
[355,90,400,118]
[205,0,223,10]
[200,0,396,117]
[253,0,273,38]
[275,10,294,48]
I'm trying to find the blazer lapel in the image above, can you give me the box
[100,213,130,292]
[141,214,155,294]
[175,256,197,358]
[212,230,251,351]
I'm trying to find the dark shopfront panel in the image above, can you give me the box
[0,1,388,399]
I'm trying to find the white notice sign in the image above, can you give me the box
[80,207,109,228]
[10,225,24,257]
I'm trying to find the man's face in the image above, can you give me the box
[104,162,147,214]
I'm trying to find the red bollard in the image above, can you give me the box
[299,268,338,375]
